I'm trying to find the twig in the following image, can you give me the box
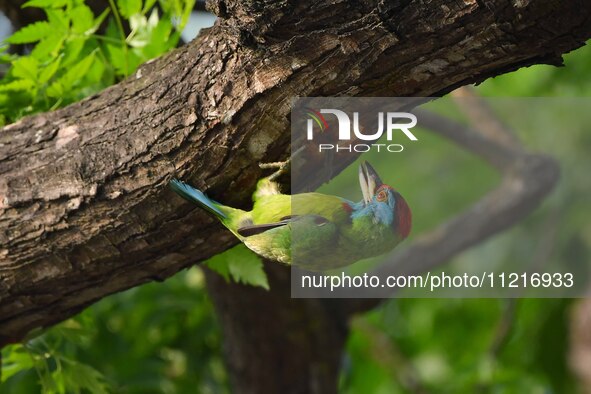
[451,86,522,149]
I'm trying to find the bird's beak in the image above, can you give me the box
[358,161,383,204]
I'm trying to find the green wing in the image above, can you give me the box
[240,214,339,266]
[244,186,353,268]
[251,192,351,225]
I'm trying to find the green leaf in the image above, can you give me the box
[46,52,95,97]
[11,57,39,80]
[61,362,110,394]
[85,54,107,85]
[5,21,52,44]
[70,5,95,35]
[1,345,36,382]
[117,0,142,19]
[206,245,270,290]
[91,8,111,36]
[30,33,65,60]
[45,8,69,33]
[225,245,269,290]
[38,57,62,83]
[0,79,35,92]
[205,256,231,282]
[46,80,64,98]
[141,16,174,57]
[54,319,92,346]
[49,368,67,394]
[63,51,96,86]
[142,0,158,14]
[228,254,269,290]
[23,0,68,9]
[104,16,122,40]
[60,37,86,67]
[103,41,126,75]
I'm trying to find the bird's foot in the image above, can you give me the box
[259,159,291,182]
[259,147,304,181]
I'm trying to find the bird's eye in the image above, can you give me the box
[376,190,387,202]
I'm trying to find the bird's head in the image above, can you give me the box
[355,161,412,239]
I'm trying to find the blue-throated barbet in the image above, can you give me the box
[169,161,411,270]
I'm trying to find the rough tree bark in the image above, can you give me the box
[1,0,590,392]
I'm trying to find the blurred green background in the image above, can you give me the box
[313,97,590,299]
[1,1,590,392]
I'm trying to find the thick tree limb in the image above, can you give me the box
[204,264,348,394]
[0,0,590,345]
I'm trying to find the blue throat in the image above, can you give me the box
[347,199,395,226]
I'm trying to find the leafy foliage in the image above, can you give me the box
[206,245,270,290]
[0,0,194,126]
[1,268,229,393]
[2,320,110,394]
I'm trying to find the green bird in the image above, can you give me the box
[169,161,411,270]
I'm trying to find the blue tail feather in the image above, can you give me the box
[169,179,227,219]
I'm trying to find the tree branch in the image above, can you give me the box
[345,106,559,314]
[1,0,590,343]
